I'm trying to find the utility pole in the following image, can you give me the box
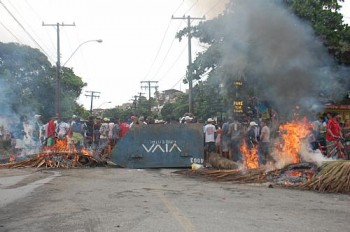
[85,91,101,115]
[171,15,205,114]
[141,81,158,113]
[131,95,139,115]
[43,22,75,118]
[140,81,158,100]
[137,92,144,104]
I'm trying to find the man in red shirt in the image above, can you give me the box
[119,119,129,138]
[326,112,342,158]
[326,112,342,141]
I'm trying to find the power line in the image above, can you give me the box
[0,21,21,42]
[184,0,199,14]
[170,74,186,89]
[157,43,188,82]
[43,22,76,116]
[203,0,223,16]
[149,21,184,81]
[85,91,101,115]
[172,15,206,114]
[142,0,186,82]
[141,81,159,100]
[0,0,55,63]
[24,0,56,53]
[142,19,173,81]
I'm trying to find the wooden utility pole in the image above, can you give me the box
[141,81,158,100]
[171,15,205,114]
[141,81,158,113]
[85,91,100,115]
[43,22,75,117]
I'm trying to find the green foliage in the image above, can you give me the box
[193,80,224,122]
[0,42,86,120]
[284,0,350,65]
[160,93,188,120]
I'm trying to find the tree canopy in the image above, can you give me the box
[175,0,350,119]
[0,42,86,121]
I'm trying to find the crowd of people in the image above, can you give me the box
[202,116,273,165]
[1,110,349,162]
[202,111,350,165]
[0,114,133,158]
[309,112,350,159]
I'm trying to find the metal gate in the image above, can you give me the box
[111,123,204,168]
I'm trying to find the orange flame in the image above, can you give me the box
[39,138,93,157]
[9,154,16,163]
[240,140,259,169]
[276,119,311,165]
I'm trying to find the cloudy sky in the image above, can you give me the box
[0,0,349,110]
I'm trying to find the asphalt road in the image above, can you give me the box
[0,167,349,232]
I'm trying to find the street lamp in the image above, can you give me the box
[93,101,112,116]
[97,101,112,109]
[63,39,103,66]
[56,39,102,117]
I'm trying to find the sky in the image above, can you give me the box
[0,0,349,110]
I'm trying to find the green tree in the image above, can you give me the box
[175,0,350,117]
[0,42,86,120]
[284,0,350,65]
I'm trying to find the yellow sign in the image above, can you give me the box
[233,81,243,86]
[233,101,244,113]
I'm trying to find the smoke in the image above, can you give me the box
[205,0,349,117]
[189,0,229,19]
[299,140,333,167]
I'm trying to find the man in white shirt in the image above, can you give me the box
[259,120,271,165]
[203,118,216,162]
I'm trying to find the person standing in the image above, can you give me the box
[228,119,242,162]
[33,114,44,146]
[119,119,129,138]
[93,116,102,149]
[99,118,110,154]
[203,118,216,162]
[221,118,232,159]
[326,112,342,158]
[70,116,85,151]
[84,116,95,149]
[215,121,222,155]
[246,121,259,149]
[259,120,271,165]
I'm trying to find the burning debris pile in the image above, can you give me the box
[301,160,350,193]
[0,139,108,169]
[176,120,350,194]
[175,168,267,184]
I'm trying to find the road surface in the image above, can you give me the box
[0,167,349,232]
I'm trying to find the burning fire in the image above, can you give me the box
[240,140,259,169]
[274,119,311,167]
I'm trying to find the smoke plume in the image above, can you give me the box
[207,0,349,117]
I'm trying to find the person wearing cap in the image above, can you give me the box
[33,114,44,146]
[70,116,84,151]
[203,118,216,162]
[139,116,147,125]
[246,121,259,149]
[129,116,139,128]
[99,117,110,154]
[93,116,102,149]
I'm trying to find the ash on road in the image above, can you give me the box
[0,168,349,232]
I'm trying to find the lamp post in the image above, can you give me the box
[63,39,103,66]
[97,101,112,109]
[93,101,111,116]
[56,39,102,117]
